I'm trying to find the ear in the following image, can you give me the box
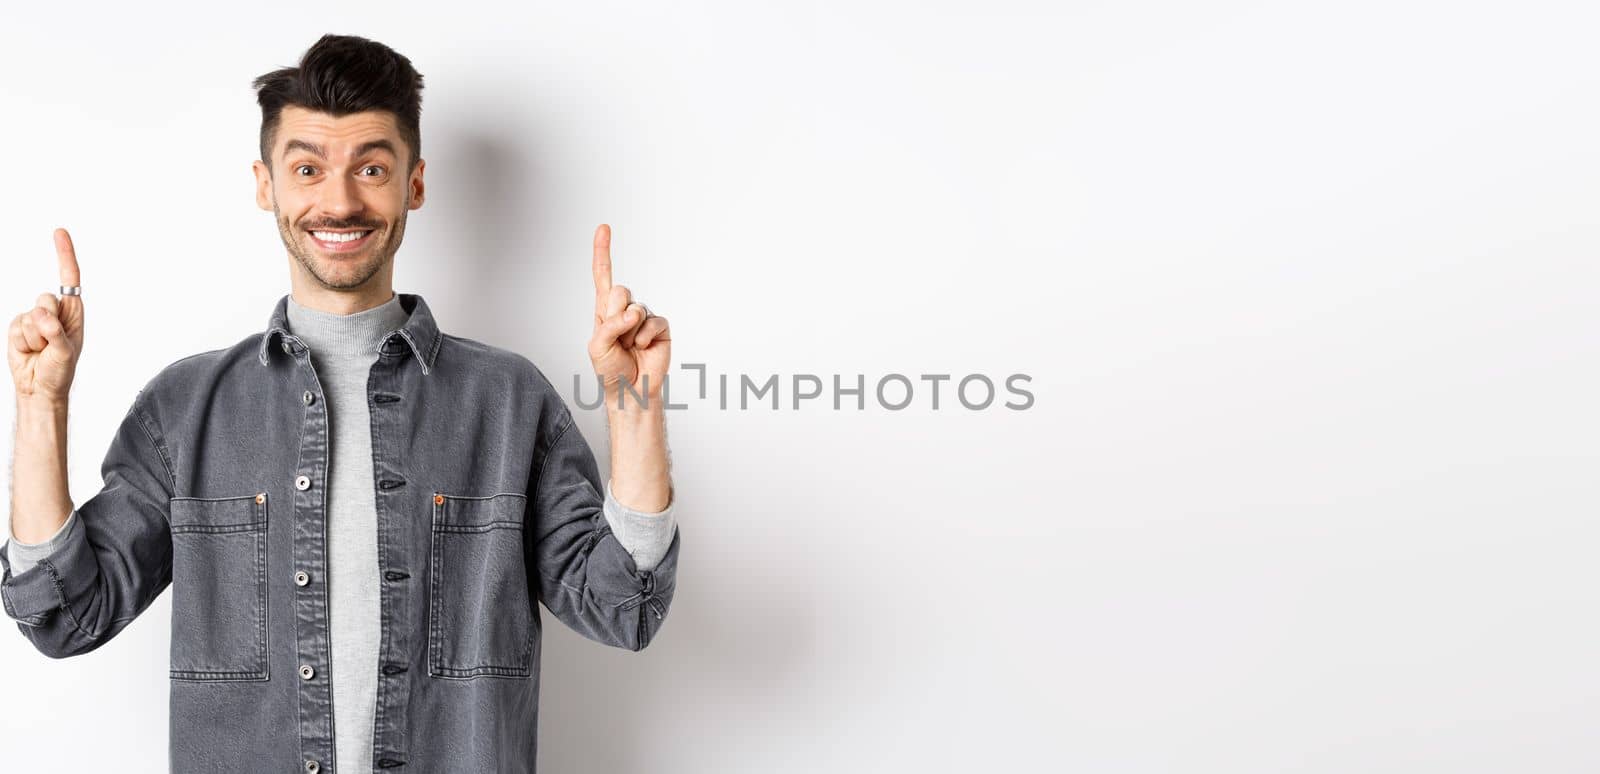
[252,160,274,211]
[408,158,426,210]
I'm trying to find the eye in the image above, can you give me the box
[361,165,387,177]
[295,164,317,177]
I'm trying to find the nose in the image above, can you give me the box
[317,171,364,220]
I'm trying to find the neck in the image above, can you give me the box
[288,284,397,316]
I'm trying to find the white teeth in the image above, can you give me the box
[311,230,369,243]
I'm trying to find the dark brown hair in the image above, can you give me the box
[252,34,425,174]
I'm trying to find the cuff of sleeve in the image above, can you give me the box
[1,508,94,627]
[602,478,678,574]
[5,510,78,574]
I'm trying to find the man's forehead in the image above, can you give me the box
[276,106,400,154]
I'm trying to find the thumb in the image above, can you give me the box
[33,308,77,364]
[592,306,644,355]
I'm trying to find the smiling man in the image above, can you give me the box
[2,34,682,773]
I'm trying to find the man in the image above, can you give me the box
[1,34,682,773]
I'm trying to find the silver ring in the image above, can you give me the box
[60,285,80,296]
[635,302,652,319]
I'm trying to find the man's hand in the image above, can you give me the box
[588,224,671,407]
[8,228,85,405]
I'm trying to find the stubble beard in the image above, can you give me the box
[275,206,407,291]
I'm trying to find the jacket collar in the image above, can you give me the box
[258,291,443,375]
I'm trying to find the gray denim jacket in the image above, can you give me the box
[0,292,681,773]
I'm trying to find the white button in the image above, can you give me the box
[295,475,311,491]
[299,664,315,680]
[305,760,320,773]
[294,571,310,587]
[303,391,315,405]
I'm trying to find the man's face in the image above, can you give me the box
[252,106,425,290]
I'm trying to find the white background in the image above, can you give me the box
[2,1,1597,772]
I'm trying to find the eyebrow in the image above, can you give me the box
[282,138,399,160]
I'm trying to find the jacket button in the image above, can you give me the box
[303,390,315,405]
[299,664,315,680]
[295,475,311,491]
[434,493,445,505]
[294,570,310,587]
[255,492,266,504]
[305,760,320,773]
[282,342,292,355]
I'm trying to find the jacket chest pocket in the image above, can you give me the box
[168,492,270,681]
[428,492,535,679]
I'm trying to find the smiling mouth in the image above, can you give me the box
[307,229,376,253]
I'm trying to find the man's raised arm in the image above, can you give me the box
[2,228,175,658]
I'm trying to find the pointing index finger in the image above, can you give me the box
[54,228,81,288]
[592,223,612,316]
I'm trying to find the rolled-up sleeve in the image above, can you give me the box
[4,509,78,578]
[527,410,681,652]
[603,477,677,573]
[0,391,175,658]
